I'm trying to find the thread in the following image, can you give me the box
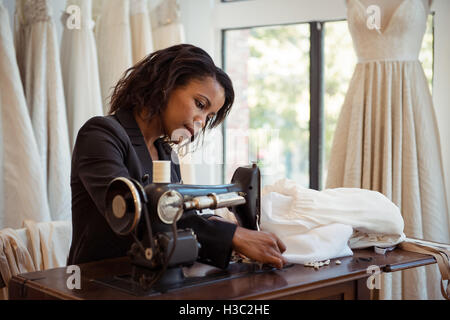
[152,160,171,183]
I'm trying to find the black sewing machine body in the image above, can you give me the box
[96,164,266,295]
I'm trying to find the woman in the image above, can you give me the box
[68,44,287,270]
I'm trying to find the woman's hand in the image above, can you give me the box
[231,227,287,269]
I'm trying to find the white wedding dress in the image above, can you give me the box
[260,179,406,264]
[95,0,133,114]
[61,0,104,150]
[327,0,449,299]
[130,0,154,64]
[14,0,72,222]
[0,0,51,229]
[150,0,185,51]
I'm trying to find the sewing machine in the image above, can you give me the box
[8,161,445,299]
[96,164,263,295]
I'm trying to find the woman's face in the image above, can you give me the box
[161,77,225,143]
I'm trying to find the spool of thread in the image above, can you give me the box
[152,160,171,183]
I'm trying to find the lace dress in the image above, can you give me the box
[150,0,185,50]
[0,0,51,229]
[130,0,154,63]
[95,0,133,114]
[326,0,449,299]
[61,0,104,150]
[14,0,72,222]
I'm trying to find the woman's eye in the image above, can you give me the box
[195,99,205,109]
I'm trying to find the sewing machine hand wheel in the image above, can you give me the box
[105,177,146,236]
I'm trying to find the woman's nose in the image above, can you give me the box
[193,115,206,129]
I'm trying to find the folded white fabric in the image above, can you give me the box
[0,228,35,299]
[261,179,406,264]
[281,223,354,264]
[23,220,72,270]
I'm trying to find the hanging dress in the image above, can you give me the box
[130,0,154,64]
[150,0,185,51]
[326,0,449,299]
[91,0,103,28]
[95,0,133,114]
[61,0,103,150]
[14,0,72,222]
[0,0,51,229]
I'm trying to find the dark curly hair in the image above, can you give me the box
[109,44,234,141]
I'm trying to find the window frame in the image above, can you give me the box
[221,20,325,189]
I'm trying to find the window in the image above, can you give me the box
[223,25,310,188]
[223,15,434,189]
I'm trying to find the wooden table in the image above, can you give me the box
[8,248,436,300]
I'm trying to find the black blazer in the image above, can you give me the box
[67,108,237,269]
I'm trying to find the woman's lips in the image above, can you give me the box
[184,125,194,137]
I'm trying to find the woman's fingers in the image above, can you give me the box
[271,232,287,253]
[232,227,288,269]
[264,236,288,269]
[267,257,283,269]
[266,248,286,269]
[269,245,288,268]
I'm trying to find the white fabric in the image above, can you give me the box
[130,0,154,63]
[23,220,72,271]
[61,0,103,150]
[22,220,42,271]
[15,228,31,253]
[91,0,103,27]
[0,228,36,300]
[280,223,354,264]
[95,0,133,114]
[150,0,185,50]
[260,179,405,264]
[0,221,72,300]
[327,0,449,299]
[152,23,185,51]
[14,0,72,222]
[0,1,51,229]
